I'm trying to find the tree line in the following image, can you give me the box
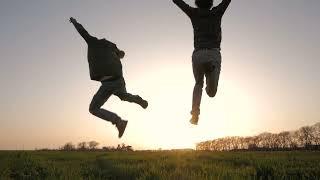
[38,141,133,152]
[196,122,320,151]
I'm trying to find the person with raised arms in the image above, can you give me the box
[172,0,231,125]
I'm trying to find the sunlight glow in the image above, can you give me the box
[94,60,260,150]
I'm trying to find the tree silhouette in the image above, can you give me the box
[62,142,75,151]
[78,142,88,150]
[196,122,320,151]
[88,141,99,150]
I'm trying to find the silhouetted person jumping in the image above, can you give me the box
[70,17,148,138]
[173,0,231,125]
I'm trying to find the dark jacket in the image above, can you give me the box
[173,0,231,50]
[72,22,123,81]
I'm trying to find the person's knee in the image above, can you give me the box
[89,104,99,115]
[207,87,217,98]
[208,91,217,98]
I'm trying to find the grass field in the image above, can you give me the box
[0,151,319,179]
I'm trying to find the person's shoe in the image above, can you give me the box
[190,114,199,125]
[140,99,148,109]
[116,120,128,138]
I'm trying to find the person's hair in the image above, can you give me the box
[195,0,214,9]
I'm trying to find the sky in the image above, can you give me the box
[0,0,319,150]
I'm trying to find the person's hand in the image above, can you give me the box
[69,17,77,24]
[118,50,125,59]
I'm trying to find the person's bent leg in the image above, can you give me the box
[89,83,128,138]
[113,78,148,109]
[205,51,221,98]
[115,92,148,109]
[205,62,221,98]
[89,84,121,125]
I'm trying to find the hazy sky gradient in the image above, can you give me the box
[1,0,319,150]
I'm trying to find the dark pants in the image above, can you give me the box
[191,49,221,116]
[89,77,144,124]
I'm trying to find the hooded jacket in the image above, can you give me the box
[72,22,123,81]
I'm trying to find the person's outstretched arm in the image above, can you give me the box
[214,0,231,16]
[69,17,96,43]
[172,0,193,17]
